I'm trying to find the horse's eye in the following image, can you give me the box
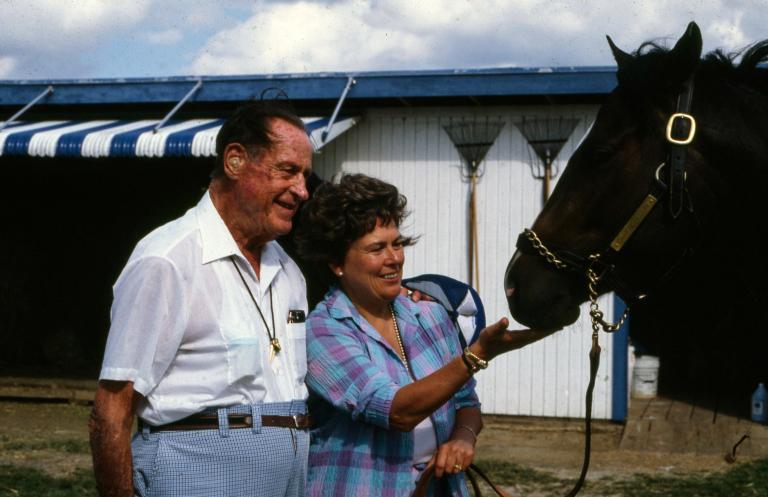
[591,145,616,162]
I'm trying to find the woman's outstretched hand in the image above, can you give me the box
[472,318,560,361]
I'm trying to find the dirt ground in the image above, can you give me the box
[476,414,730,479]
[0,400,745,493]
[0,401,93,477]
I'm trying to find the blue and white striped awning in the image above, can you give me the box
[0,116,357,158]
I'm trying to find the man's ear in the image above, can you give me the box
[222,143,249,179]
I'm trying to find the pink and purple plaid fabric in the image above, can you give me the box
[306,289,478,497]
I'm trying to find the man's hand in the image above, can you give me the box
[400,286,433,302]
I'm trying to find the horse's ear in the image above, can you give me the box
[665,22,703,83]
[607,35,633,71]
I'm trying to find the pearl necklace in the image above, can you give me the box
[390,304,412,377]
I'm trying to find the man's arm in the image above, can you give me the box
[89,380,140,497]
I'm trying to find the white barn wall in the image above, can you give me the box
[313,105,620,419]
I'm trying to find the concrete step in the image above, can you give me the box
[620,396,768,457]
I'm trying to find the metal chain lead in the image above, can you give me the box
[524,229,629,333]
[524,229,569,270]
[586,257,629,333]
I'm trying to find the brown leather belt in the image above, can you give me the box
[139,413,312,432]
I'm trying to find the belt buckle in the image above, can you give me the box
[292,414,300,429]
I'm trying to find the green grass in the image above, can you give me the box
[0,465,96,497]
[0,454,765,497]
[594,458,768,497]
[1,439,89,454]
[474,457,768,497]
[470,459,570,493]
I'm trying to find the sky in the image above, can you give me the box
[0,0,766,80]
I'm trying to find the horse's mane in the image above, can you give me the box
[618,38,768,97]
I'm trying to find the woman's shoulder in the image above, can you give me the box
[307,287,354,331]
[398,295,452,328]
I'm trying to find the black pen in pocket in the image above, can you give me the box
[287,310,306,323]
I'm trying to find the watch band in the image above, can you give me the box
[460,351,475,374]
[462,347,489,373]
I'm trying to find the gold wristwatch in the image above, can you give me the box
[462,347,489,374]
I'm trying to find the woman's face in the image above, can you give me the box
[332,219,406,306]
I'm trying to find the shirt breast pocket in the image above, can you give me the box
[219,319,263,385]
[286,322,307,384]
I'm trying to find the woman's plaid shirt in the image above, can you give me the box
[305,288,479,497]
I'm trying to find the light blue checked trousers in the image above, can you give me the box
[132,401,309,497]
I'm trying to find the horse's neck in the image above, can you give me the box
[652,232,768,321]
[697,79,768,183]
[682,81,768,279]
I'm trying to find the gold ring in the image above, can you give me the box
[453,464,462,471]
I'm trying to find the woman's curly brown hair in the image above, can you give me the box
[295,174,417,276]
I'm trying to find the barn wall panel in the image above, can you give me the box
[312,106,622,419]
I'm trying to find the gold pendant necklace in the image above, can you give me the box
[269,338,282,363]
[231,256,280,362]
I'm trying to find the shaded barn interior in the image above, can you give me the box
[0,156,213,377]
[630,257,768,418]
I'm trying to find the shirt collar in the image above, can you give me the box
[392,295,422,328]
[327,287,421,327]
[197,191,285,287]
[258,242,284,290]
[198,191,241,265]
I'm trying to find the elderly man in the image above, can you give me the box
[89,102,313,497]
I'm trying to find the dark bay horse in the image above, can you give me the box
[504,23,768,403]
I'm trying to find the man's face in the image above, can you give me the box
[236,118,313,244]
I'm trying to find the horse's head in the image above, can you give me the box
[505,23,709,329]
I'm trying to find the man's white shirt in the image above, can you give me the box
[100,191,308,425]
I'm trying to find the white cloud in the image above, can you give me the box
[0,0,153,77]
[707,13,747,49]
[0,57,17,78]
[189,0,761,76]
[1,0,765,79]
[0,0,152,48]
[189,1,430,74]
[147,29,183,45]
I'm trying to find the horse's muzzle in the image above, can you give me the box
[504,250,582,329]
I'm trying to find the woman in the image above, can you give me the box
[295,174,553,496]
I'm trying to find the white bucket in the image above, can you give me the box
[632,355,660,399]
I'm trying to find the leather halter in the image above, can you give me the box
[667,76,696,218]
[515,75,697,304]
